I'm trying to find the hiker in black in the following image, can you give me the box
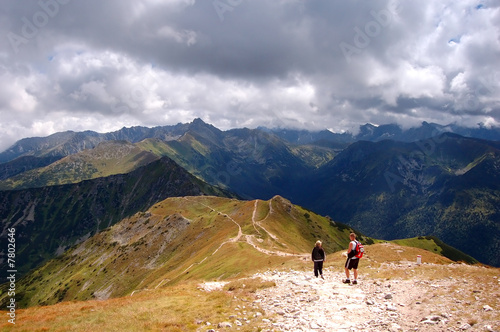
[344,233,359,284]
[311,240,326,279]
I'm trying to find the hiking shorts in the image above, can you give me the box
[345,257,359,270]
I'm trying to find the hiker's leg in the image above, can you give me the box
[344,258,351,279]
[353,268,358,280]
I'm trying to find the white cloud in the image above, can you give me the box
[398,64,445,99]
[0,0,498,151]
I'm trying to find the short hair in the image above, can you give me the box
[315,240,322,247]
[350,233,356,239]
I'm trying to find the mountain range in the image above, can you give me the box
[2,119,500,165]
[266,121,500,145]
[298,134,500,267]
[0,119,499,283]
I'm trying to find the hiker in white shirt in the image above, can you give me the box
[344,233,359,284]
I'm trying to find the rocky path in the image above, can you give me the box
[252,267,498,332]
[200,265,498,332]
[255,269,376,331]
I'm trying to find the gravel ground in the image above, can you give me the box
[249,264,499,332]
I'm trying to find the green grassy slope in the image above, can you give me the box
[391,236,478,264]
[2,195,477,310]
[3,195,361,308]
[0,141,160,190]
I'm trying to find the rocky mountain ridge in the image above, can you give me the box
[2,119,499,164]
[0,123,190,163]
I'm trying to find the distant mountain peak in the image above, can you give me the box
[191,117,206,125]
[189,118,218,130]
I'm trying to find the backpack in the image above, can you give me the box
[354,240,364,259]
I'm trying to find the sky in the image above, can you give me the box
[0,0,499,151]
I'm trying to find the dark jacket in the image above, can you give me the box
[311,247,325,262]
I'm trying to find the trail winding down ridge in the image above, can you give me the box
[181,197,307,276]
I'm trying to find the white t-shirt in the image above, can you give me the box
[350,240,358,259]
